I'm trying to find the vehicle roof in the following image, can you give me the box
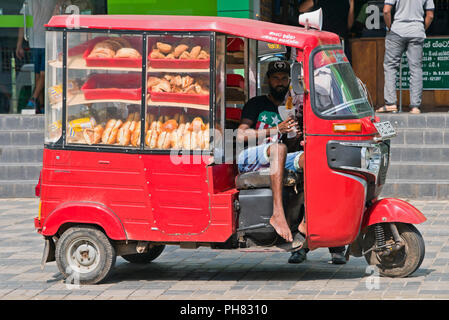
[46,15,340,50]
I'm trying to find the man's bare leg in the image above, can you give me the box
[297,152,306,235]
[267,143,293,242]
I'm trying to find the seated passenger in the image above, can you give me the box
[236,60,305,243]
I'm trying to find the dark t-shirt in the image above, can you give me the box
[241,95,283,130]
[314,0,350,39]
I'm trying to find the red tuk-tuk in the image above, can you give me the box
[35,15,426,284]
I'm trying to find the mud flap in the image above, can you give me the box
[41,238,55,270]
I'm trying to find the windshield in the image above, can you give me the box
[312,48,373,119]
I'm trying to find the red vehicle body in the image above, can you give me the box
[35,15,426,284]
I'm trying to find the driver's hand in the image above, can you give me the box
[277,116,298,134]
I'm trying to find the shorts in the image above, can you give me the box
[32,48,45,74]
[237,142,303,173]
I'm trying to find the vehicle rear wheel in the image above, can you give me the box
[55,225,116,285]
[363,223,425,278]
[121,245,165,264]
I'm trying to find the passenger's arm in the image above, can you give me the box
[16,28,24,60]
[299,0,314,13]
[236,120,275,143]
[348,0,355,30]
[383,4,393,30]
[424,10,434,30]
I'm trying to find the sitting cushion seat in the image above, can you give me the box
[235,169,302,190]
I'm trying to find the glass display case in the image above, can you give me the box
[45,30,224,153]
[145,34,211,151]
[45,31,64,144]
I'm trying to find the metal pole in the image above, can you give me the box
[398,57,403,112]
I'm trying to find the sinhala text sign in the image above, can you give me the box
[396,38,449,90]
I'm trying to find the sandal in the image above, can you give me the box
[410,107,421,114]
[376,105,398,113]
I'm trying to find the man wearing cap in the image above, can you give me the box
[236,60,305,243]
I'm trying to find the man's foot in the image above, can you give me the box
[270,213,293,242]
[329,252,346,265]
[410,107,421,114]
[26,98,37,109]
[375,105,398,113]
[288,248,307,264]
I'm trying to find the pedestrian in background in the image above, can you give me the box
[16,0,57,114]
[376,0,435,114]
[299,0,355,62]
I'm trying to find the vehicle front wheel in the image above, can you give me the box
[55,225,116,285]
[363,223,425,278]
[121,245,165,264]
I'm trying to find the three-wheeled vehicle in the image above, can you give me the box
[35,14,426,284]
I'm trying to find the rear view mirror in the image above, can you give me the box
[291,61,305,95]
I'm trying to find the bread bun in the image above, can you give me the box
[192,117,205,132]
[173,44,189,58]
[182,131,191,149]
[163,119,178,132]
[189,46,201,59]
[156,42,172,54]
[115,48,141,59]
[150,49,166,59]
[131,121,141,147]
[157,131,167,149]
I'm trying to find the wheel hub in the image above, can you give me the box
[67,239,101,274]
[74,244,97,267]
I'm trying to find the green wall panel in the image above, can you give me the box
[0,15,33,28]
[108,0,217,16]
[217,0,253,11]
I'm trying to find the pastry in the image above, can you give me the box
[162,119,178,132]
[182,131,191,149]
[181,76,194,89]
[117,122,131,146]
[150,49,166,59]
[147,76,161,88]
[112,37,131,48]
[197,50,210,60]
[152,79,171,92]
[156,42,172,54]
[102,119,122,145]
[192,117,205,132]
[189,46,201,59]
[131,121,141,147]
[157,131,167,149]
[115,48,141,59]
[83,125,104,145]
[165,53,175,59]
[149,129,159,149]
[173,44,189,58]
[179,51,191,59]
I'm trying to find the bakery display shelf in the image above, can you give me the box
[226,64,245,70]
[147,67,210,73]
[51,93,141,109]
[48,56,142,72]
[147,99,209,111]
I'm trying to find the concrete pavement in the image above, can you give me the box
[0,198,448,300]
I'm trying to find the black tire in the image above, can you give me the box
[363,223,425,278]
[55,225,116,285]
[121,245,165,264]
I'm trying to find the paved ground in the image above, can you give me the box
[0,198,448,300]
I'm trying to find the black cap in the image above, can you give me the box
[267,60,290,77]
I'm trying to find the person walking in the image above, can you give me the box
[376,0,435,114]
[17,0,57,114]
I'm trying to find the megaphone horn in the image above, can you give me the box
[298,8,323,31]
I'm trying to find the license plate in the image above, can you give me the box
[374,121,396,139]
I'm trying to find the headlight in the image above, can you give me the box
[361,145,381,175]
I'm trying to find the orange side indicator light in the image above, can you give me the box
[332,123,362,133]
